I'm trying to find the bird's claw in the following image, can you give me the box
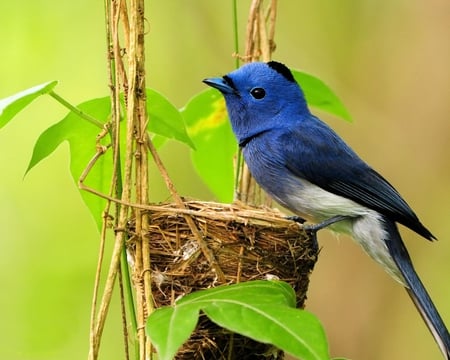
[303,215,351,233]
[287,214,353,254]
[284,215,306,224]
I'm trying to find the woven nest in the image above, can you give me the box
[127,200,318,359]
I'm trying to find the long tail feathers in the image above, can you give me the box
[384,218,450,359]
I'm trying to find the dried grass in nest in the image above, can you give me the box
[127,200,318,359]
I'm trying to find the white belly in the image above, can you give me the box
[276,179,405,284]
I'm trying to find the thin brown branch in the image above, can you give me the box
[267,0,277,52]
[118,260,131,360]
[237,0,278,205]
[259,5,270,61]
[128,0,152,358]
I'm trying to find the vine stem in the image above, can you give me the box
[87,0,143,358]
[235,0,278,204]
[232,0,240,69]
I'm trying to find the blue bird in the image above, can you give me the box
[203,61,450,359]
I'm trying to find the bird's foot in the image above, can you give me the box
[302,215,350,233]
[287,214,352,254]
[284,215,307,224]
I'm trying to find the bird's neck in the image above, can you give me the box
[238,128,271,148]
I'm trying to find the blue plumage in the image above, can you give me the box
[203,61,449,359]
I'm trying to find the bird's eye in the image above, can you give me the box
[250,87,266,99]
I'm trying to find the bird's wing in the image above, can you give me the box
[279,123,434,240]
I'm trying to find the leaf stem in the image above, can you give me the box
[49,91,104,129]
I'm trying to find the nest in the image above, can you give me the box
[127,200,318,359]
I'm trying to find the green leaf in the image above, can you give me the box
[147,88,195,149]
[0,81,58,129]
[26,97,111,231]
[181,89,237,202]
[146,281,329,360]
[23,89,192,231]
[147,305,200,360]
[177,279,296,307]
[292,70,352,122]
[204,304,328,360]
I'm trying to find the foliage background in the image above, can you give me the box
[0,1,449,359]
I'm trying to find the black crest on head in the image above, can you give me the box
[267,61,295,83]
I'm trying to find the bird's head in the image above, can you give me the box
[203,61,310,144]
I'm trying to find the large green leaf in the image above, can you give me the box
[181,89,237,202]
[26,97,112,231]
[292,70,352,122]
[147,89,194,149]
[146,281,330,360]
[204,303,328,360]
[176,279,296,307]
[0,81,58,129]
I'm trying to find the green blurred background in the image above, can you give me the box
[1,1,449,359]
